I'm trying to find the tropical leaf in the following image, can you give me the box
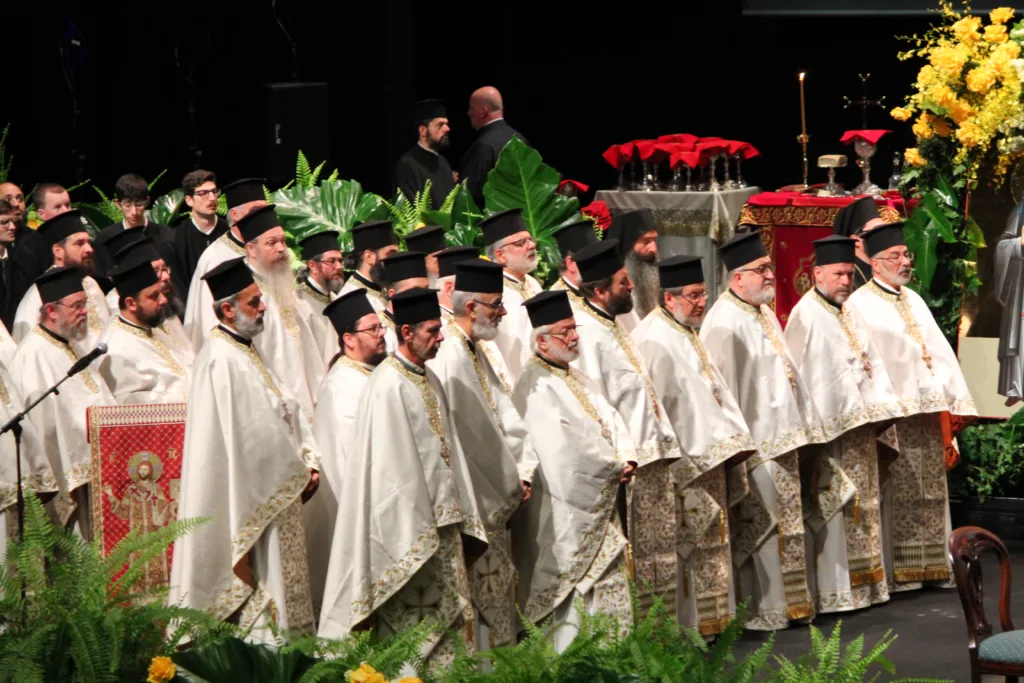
[148,189,186,226]
[272,178,381,253]
[424,183,485,250]
[173,638,317,683]
[905,191,957,290]
[147,169,167,192]
[0,124,11,184]
[482,137,582,282]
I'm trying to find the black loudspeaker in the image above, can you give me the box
[262,82,331,187]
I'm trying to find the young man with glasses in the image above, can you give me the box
[307,288,387,616]
[699,229,827,632]
[427,259,537,648]
[93,174,176,294]
[845,222,976,595]
[631,254,755,638]
[511,289,636,653]
[482,208,543,382]
[295,230,344,366]
[174,170,229,296]
[0,200,31,337]
[568,239,682,620]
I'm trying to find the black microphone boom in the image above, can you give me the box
[66,343,107,378]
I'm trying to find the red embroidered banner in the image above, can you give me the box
[88,403,187,593]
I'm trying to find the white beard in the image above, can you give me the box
[235,308,265,338]
[626,252,660,319]
[746,284,775,306]
[547,343,579,365]
[507,252,538,274]
[472,317,500,341]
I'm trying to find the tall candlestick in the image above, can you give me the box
[799,72,807,140]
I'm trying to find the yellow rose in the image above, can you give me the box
[930,46,969,76]
[985,24,1009,42]
[930,84,958,108]
[917,65,939,86]
[953,15,983,40]
[905,148,927,167]
[913,119,934,139]
[932,117,954,137]
[891,106,913,121]
[349,663,386,683]
[996,40,1022,60]
[948,100,975,124]
[991,7,1015,24]
[956,121,984,147]
[399,679,424,683]
[966,66,997,93]
[147,656,176,683]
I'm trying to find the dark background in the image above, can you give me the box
[0,2,953,200]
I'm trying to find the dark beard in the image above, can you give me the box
[432,134,450,151]
[165,291,185,319]
[369,262,387,288]
[137,305,169,329]
[626,251,660,319]
[607,291,635,316]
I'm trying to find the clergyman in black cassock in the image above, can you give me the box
[460,87,529,208]
[393,99,456,209]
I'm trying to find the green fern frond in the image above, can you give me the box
[415,180,434,216]
[297,151,313,188]
[216,193,228,216]
[439,182,461,214]
[148,169,167,191]
[0,123,12,184]
[103,517,208,603]
[310,160,326,186]
[326,169,339,183]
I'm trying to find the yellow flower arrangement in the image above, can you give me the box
[348,663,387,683]
[906,148,928,167]
[147,656,176,683]
[893,1,1024,188]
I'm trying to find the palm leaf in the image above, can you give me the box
[148,189,186,226]
[482,137,582,283]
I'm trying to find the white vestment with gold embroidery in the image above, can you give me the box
[845,280,977,588]
[9,326,115,540]
[307,356,372,618]
[569,299,682,610]
[0,319,16,368]
[318,354,487,666]
[0,361,60,562]
[183,233,248,352]
[98,317,194,404]
[168,327,320,642]
[494,272,543,382]
[105,288,195,357]
[785,288,906,613]
[699,291,826,630]
[428,323,538,648]
[249,270,326,423]
[13,275,110,355]
[511,356,634,649]
[632,307,755,635]
[295,280,339,368]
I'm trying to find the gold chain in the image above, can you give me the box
[388,357,452,466]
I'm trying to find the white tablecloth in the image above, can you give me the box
[595,187,761,301]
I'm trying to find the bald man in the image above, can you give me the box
[460,86,530,207]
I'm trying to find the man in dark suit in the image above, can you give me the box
[460,86,530,208]
[93,173,177,296]
[0,181,52,283]
[0,200,32,330]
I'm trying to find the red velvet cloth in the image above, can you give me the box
[602,145,623,169]
[657,133,699,145]
[582,200,612,231]
[669,150,702,169]
[558,179,589,194]
[840,129,891,145]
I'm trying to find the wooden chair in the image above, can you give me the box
[949,526,1024,682]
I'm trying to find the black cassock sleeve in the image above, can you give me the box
[460,142,496,208]
[394,156,427,202]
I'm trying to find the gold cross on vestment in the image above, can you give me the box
[400,586,442,621]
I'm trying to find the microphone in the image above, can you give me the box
[66,343,107,378]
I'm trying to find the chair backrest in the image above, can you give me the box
[949,526,1015,657]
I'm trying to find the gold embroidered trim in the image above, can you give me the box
[302,280,331,305]
[386,357,452,466]
[503,274,528,300]
[210,327,294,436]
[478,342,512,396]
[447,322,505,436]
[656,308,722,406]
[812,290,872,378]
[220,232,246,257]
[349,275,386,308]
[724,294,799,392]
[229,469,310,563]
[33,326,100,394]
[337,355,372,376]
[111,318,185,378]
[86,288,101,334]
[528,356,613,447]
[866,281,934,375]
[577,302,663,420]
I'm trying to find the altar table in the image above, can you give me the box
[738,191,910,325]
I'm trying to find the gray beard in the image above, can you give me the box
[472,317,500,341]
[626,252,660,319]
[235,308,265,338]
[58,318,88,342]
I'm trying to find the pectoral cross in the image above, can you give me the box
[474,558,506,595]
[842,74,887,129]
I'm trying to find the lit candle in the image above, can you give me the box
[799,72,807,140]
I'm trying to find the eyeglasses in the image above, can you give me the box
[315,258,343,267]
[738,263,775,276]
[877,252,915,265]
[354,324,384,336]
[471,299,504,310]
[56,300,88,312]
[117,200,148,210]
[192,189,220,198]
[677,290,708,303]
[0,218,13,227]
[548,325,580,341]
[154,264,172,277]
[504,236,535,249]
